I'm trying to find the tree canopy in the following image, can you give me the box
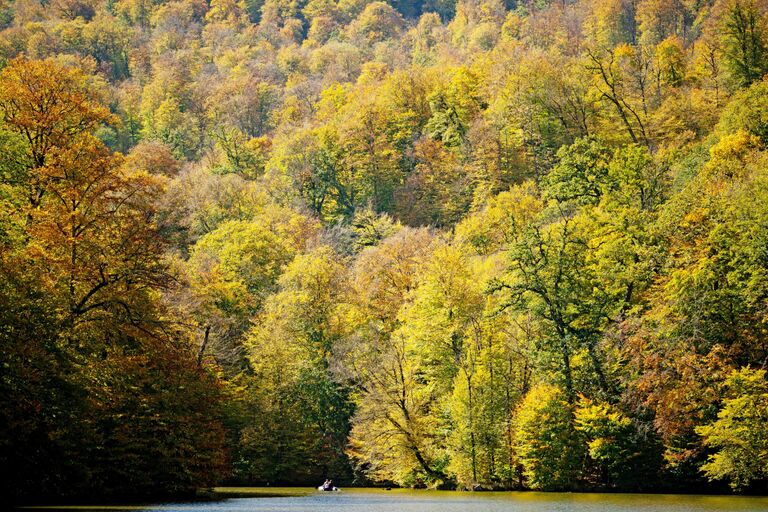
[2,0,768,501]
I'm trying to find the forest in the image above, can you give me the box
[1,0,768,503]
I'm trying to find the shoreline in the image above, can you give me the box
[14,486,768,508]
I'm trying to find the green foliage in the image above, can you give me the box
[698,368,768,490]
[0,57,227,503]
[513,384,585,490]
[350,206,402,249]
[720,0,768,87]
[347,2,406,44]
[718,77,768,144]
[542,137,612,205]
[190,220,292,306]
[3,0,768,499]
[425,68,485,149]
[575,398,661,489]
[342,229,449,487]
[241,247,354,483]
[606,143,665,211]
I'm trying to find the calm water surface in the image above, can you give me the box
[25,487,768,512]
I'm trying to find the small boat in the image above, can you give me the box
[317,485,340,491]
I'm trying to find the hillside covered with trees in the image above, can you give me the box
[2,0,768,502]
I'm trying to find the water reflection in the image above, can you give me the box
[23,487,768,512]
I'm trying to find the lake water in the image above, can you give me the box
[24,487,768,512]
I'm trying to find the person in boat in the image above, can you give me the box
[321,479,335,491]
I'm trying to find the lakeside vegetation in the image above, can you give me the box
[1,0,768,503]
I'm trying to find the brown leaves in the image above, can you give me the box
[620,316,734,466]
[0,57,168,344]
[0,57,114,168]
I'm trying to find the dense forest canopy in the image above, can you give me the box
[2,0,768,502]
